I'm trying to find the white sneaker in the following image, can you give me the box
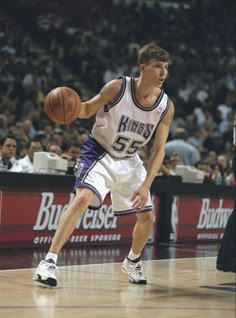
[121,257,147,284]
[33,260,58,287]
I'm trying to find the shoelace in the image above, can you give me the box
[45,263,57,274]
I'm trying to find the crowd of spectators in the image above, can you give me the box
[0,0,235,185]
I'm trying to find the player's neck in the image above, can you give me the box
[133,78,161,107]
[134,77,161,99]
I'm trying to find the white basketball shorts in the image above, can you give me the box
[74,136,152,216]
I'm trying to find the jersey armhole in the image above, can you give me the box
[104,76,126,112]
[159,97,170,121]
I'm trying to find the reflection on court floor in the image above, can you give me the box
[0,248,234,318]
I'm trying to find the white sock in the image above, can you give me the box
[128,249,140,261]
[45,252,58,264]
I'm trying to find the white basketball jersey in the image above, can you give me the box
[92,76,170,158]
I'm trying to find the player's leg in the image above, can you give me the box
[122,211,154,284]
[33,188,93,286]
[49,188,93,255]
[33,137,111,287]
[112,154,154,284]
[216,209,236,272]
[131,211,154,255]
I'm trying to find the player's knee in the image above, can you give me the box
[137,211,154,224]
[74,188,93,210]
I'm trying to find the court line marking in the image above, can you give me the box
[0,305,234,311]
[0,256,218,272]
[0,257,234,313]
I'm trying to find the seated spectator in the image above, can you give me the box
[52,128,65,147]
[220,141,233,162]
[35,130,51,148]
[61,141,81,175]
[18,145,28,159]
[159,155,173,176]
[210,163,225,185]
[77,127,89,144]
[195,160,214,183]
[195,160,211,175]
[46,142,62,156]
[165,127,201,166]
[0,134,18,171]
[169,152,181,175]
[159,153,181,176]
[217,154,229,173]
[219,111,234,134]
[61,141,81,161]
[22,119,37,139]
[0,114,8,136]
[70,126,89,145]
[10,138,43,173]
[205,150,217,164]
[187,128,205,153]
[225,164,235,186]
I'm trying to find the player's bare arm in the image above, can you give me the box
[131,100,174,210]
[143,100,175,189]
[78,79,122,118]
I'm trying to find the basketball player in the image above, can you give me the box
[216,113,236,273]
[33,43,175,286]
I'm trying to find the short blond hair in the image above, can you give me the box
[138,43,169,64]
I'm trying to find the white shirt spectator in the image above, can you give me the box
[217,104,232,120]
[10,155,34,173]
[196,89,208,103]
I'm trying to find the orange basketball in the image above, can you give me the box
[44,87,81,125]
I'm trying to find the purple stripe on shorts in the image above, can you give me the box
[73,136,107,191]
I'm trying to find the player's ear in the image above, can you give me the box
[140,64,145,72]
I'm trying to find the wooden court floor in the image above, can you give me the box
[0,245,235,318]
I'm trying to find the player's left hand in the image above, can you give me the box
[131,185,149,211]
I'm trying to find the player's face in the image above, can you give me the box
[141,59,168,87]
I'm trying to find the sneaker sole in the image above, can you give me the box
[121,266,147,285]
[33,274,57,287]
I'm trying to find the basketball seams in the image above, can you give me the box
[63,87,77,124]
[70,90,78,122]
[44,86,81,125]
[48,91,61,124]
[65,89,79,123]
[61,87,66,125]
[67,88,74,123]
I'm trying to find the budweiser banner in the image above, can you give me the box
[170,196,234,242]
[0,189,138,248]
[0,187,233,247]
